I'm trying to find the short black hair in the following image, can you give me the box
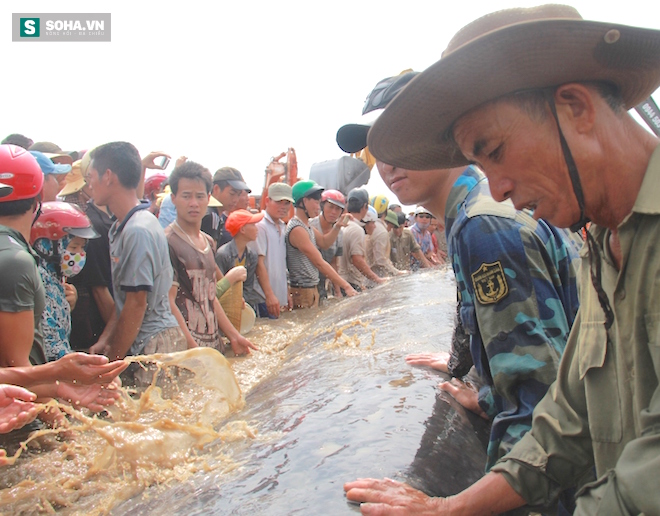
[169,161,212,195]
[347,198,367,214]
[1,134,33,149]
[0,197,38,217]
[90,142,142,189]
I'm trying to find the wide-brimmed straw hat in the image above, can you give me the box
[58,159,86,197]
[367,4,660,170]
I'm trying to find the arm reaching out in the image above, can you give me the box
[0,384,38,434]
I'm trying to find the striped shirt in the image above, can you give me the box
[285,217,319,288]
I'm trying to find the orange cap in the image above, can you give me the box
[225,209,264,237]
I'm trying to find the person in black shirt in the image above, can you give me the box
[201,167,250,248]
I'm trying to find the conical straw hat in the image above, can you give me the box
[219,281,243,332]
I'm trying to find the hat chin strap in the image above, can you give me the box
[545,92,614,331]
[31,198,43,228]
[544,91,589,233]
[299,198,310,220]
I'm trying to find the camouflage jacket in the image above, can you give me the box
[445,166,582,471]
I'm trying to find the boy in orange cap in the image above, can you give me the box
[216,209,275,316]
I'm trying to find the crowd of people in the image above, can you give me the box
[0,130,447,452]
[2,3,659,514]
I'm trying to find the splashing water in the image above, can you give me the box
[0,268,489,515]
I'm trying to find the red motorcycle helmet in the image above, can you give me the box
[0,144,44,202]
[321,189,346,209]
[30,201,99,244]
[144,173,167,200]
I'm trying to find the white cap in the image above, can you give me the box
[414,206,432,216]
[362,205,378,223]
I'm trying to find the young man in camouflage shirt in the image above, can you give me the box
[337,72,582,475]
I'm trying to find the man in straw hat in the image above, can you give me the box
[341,64,584,514]
[345,3,660,515]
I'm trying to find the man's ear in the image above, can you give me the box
[554,83,597,135]
[99,168,114,187]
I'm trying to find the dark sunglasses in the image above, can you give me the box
[417,213,431,219]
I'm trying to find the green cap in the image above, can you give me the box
[385,209,399,227]
[292,180,324,204]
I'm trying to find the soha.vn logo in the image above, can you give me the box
[19,17,105,37]
[19,18,39,37]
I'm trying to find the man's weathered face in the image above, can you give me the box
[266,198,291,221]
[376,161,446,207]
[212,184,241,211]
[236,189,250,211]
[303,196,321,218]
[453,99,580,228]
[85,163,110,207]
[41,174,61,202]
[321,201,343,223]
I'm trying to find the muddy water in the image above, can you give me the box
[0,268,489,515]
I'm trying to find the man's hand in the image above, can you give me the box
[335,214,351,229]
[438,378,488,419]
[344,477,447,515]
[343,283,358,297]
[175,156,188,168]
[406,352,450,373]
[141,151,170,170]
[0,384,38,434]
[265,292,280,318]
[53,353,128,385]
[88,340,107,356]
[228,333,258,356]
[56,381,122,413]
[225,266,247,285]
[64,282,78,310]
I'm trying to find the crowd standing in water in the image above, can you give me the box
[1,3,659,515]
[0,133,446,456]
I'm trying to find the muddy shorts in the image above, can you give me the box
[290,286,319,309]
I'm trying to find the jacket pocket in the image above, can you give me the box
[578,321,623,443]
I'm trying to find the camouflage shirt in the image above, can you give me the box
[445,166,582,471]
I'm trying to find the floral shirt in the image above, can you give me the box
[34,237,72,361]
